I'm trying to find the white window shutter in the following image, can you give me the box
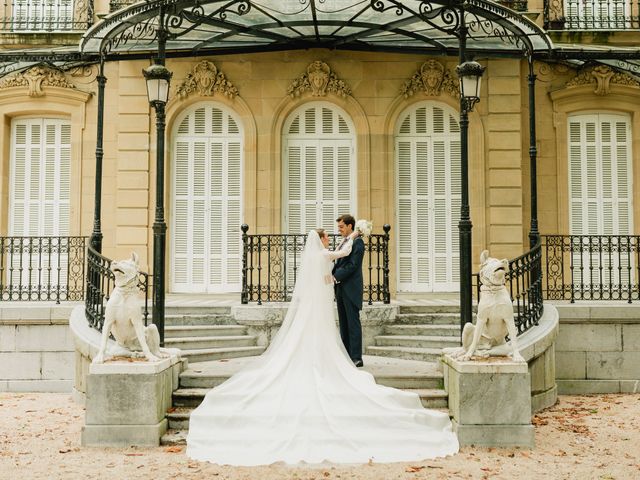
[396,103,460,292]
[568,113,633,286]
[284,103,356,235]
[171,104,243,293]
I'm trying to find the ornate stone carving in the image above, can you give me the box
[287,61,352,98]
[0,65,75,97]
[566,65,640,96]
[176,60,239,99]
[401,59,459,99]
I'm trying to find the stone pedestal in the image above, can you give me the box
[81,355,182,447]
[443,354,534,448]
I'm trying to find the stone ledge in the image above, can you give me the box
[90,355,181,375]
[443,355,528,374]
[531,384,557,413]
[0,303,80,324]
[557,379,640,394]
[0,379,72,393]
[82,420,168,448]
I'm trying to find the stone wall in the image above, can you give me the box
[555,303,640,394]
[0,304,78,392]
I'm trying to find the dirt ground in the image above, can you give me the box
[0,392,638,480]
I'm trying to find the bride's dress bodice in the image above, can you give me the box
[187,232,458,465]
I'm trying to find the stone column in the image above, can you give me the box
[443,354,534,448]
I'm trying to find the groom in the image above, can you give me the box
[332,214,365,367]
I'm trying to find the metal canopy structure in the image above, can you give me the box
[0,47,89,78]
[80,0,553,57]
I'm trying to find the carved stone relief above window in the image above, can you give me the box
[0,65,75,97]
[287,61,352,98]
[175,60,239,100]
[566,65,640,96]
[400,59,459,99]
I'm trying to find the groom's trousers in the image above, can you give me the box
[335,288,362,362]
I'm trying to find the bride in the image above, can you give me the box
[186,228,459,465]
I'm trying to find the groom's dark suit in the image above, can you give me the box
[332,236,365,362]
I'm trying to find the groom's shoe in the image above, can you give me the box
[354,360,364,368]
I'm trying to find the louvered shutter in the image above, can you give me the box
[284,103,355,234]
[8,118,71,287]
[568,113,633,285]
[396,104,460,292]
[171,104,243,293]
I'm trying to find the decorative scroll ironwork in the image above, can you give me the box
[85,246,150,332]
[544,0,640,30]
[0,236,87,302]
[241,225,391,305]
[0,0,94,32]
[542,235,640,303]
[473,241,544,336]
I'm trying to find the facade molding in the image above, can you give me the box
[287,61,352,99]
[565,65,640,96]
[0,65,77,98]
[400,59,460,99]
[174,60,239,100]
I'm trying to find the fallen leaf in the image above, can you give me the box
[58,449,72,454]
[164,446,183,453]
[405,466,425,472]
[125,453,144,456]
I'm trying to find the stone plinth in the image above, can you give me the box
[81,355,182,447]
[443,354,534,448]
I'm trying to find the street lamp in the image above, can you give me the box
[455,59,485,331]
[143,62,172,345]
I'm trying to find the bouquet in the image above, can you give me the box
[355,219,373,237]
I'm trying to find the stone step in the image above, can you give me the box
[394,313,461,325]
[365,345,443,362]
[180,346,266,363]
[178,366,444,390]
[165,335,257,350]
[398,304,462,314]
[166,389,449,431]
[374,335,460,349]
[165,325,248,338]
[164,314,236,326]
[385,324,461,337]
[160,429,188,446]
[165,305,233,315]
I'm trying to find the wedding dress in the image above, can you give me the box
[186,230,459,465]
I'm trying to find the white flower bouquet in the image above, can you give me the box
[355,219,373,237]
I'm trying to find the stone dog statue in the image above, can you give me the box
[93,253,176,364]
[444,250,525,363]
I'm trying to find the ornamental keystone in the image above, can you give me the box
[287,61,352,98]
[176,60,239,99]
[0,65,75,97]
[566,65,640,96]
[400,59,459,99]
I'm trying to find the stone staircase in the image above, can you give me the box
[366,304,462,362]
[159,302,462,446]
[163,305,265,363]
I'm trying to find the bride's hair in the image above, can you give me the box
[315,228,326,239]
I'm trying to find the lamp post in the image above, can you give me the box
[143,62,172,345]
[456,60,485,330]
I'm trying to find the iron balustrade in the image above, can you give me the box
[473,241,544,336]
[497,0,528,12]
[1,0,94,32]
[544,0,640,30]
[241,224,391,305]
[542,234,640,302]
[85,245,150,332]
[0,235,87,302]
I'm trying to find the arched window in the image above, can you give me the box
[282,102,356,234]
[171,103,243,293]
[395,102,460,292]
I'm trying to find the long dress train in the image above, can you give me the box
[186,230,459,465]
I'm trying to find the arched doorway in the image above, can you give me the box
[395,101,461,292]
[171,102,243,293]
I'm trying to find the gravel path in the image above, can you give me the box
[1,392,639,479]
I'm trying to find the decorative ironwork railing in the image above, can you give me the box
[474,241,544,336]
[544,0,640,30]
[85,245,150,332]
[241,224,391,305]
[109,0,135,12]
[542,234,640,302]
[0,0,93,32]
[0,235,87,302]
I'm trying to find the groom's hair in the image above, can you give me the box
[336,214,355,229]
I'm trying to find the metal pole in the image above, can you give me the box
[152,10,168,345]
[458,7,473,330]
[527,56,540,248]
[90,56,106,253]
